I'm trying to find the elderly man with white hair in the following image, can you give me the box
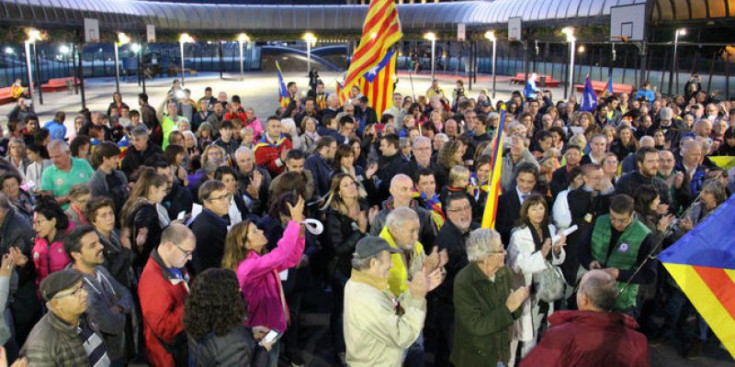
[451,228,529,367]
[675,138,708,197]
[233,146,271,216]
[370,174,438,246]
[41,140,94,210]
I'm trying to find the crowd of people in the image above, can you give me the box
[0,71,732,367]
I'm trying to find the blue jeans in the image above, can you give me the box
[267,341,280,367]
[402,332,424,367]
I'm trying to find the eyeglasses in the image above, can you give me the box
[609,216,632,225]
[174,243,195,257]
[54,284,85,299]
[491,249,507,256]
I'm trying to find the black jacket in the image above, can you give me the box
[376,153,409,202]
[564,188,612,284]
[495,191,522,246]
[550,166,572,200]
[615,171,672,205]
[121,143,162,179]
[161,182,195,219]
[434,220,479,304]
[187,326,269,367]
[325,205,367,278]
[190,208,228,276]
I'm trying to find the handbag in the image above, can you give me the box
[533,264,566,303]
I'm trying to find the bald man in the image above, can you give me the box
[520,270,649,367]
[370,174,438,249]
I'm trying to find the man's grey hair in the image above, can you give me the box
[579,270,619,311]
[131,125,149,138]
[466,228,502,262]
[351,257,373,271]
[488,112,500,121]
[47,140,70,153]
[386,207,418,233]
[327,93,339,104]
[413,136,431,147]
[235,146,254,158]
[434,133,449,144]
[659,107,673,121]
[681,138,701,154]
[639,135,655,148]
[389,173,412,190]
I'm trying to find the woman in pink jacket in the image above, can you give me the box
[31,198,74,287]
[222,195,305,367]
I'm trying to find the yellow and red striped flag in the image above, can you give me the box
[481,110,506,229]
[658,195,735,358]
[340,0,402,103]
[359,50,397,116]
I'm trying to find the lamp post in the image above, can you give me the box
[424,32,437,80]
[24,28,42,106]
[561,27,576,99]
[303,32,317,74]
[671,28,686,95]
[114,32,130,94]
[484,31,497,99]
[179,33,194,86]
[237,33,249,81]
[131,42,145,94]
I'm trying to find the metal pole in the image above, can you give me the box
[180,41,185,86]
[491,38,497,99]
[114,42,120,93]
[239,40,244,81]
[431,39,435,80]
[77,43,86,110]
[307,41,311,75]
[674,33,681,94]
[33,43,43,105]
[567,39,576,98]
[24,41,35,106]
[219,42,224,80]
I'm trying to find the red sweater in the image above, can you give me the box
[138,250,189,367]
[253,135,292,177]
[520,310,649,367]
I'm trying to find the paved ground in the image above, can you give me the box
[3,71,732,367]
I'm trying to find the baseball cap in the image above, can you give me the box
[40,269,84,301]
[353,236,401,260]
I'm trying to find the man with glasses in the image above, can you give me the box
[431,193,479,367]
[66,225,133,366]
[138,224,196,367]
[190,180,230,275]
[579,194,656,315]
[23,269,111,366]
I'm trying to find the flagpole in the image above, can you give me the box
[408,70,416,101]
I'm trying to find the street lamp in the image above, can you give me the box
[303,32,317,74]
[24,28,42,106]
[114,32,130,93]
[237,33,250,81]
[424,32,437,80]
[561,27,576,99]
[484,31,497,99]
[130,43,145,94]
[179,33,194,86]
[4,47,13,55]
[671,28,686,95]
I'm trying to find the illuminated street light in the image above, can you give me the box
[670,28,687,95]
[25,28,43,106]
[485,31,497,98]
[130,43,141,54]
[4,47,12,55]
[114,32,130,93]
[561,27,576,99]
[303,32,317,74]
[577,45,586,54]
[238,33,250,81]
[179,33,194,86]
[424,32,437,79]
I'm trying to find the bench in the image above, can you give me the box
[574,80,634,96]
[509,73,561,88]
[0,87,13,105]
[41,77,79,92]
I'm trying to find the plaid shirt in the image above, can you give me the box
[22,310,98,367]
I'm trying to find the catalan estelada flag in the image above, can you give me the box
[481,110,506,229]
[340,0,402,103]
[275,61,289,108]
[602,74,614,97]
[359,50,397,116]
[658,194,735,358]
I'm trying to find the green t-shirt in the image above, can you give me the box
[41,157,94,210]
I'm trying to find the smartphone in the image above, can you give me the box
[260,329,282,345]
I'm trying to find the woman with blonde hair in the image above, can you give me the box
[221,195,305,367]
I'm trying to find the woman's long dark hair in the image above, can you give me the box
[634,184,659,218]
[184,268,247,342]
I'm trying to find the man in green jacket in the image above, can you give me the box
[452,228,528,367]
[579,194,656,315]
